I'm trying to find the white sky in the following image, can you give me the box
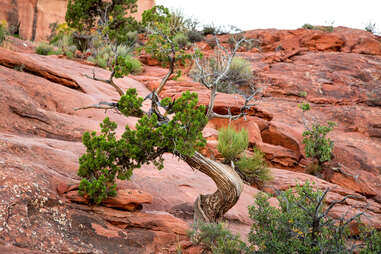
[156,0,381,32]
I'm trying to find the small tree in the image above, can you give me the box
[142,6,191,97]
[249,182,368,253]
[75,6,264,222]
[300,103,335,170]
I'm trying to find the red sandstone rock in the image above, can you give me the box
[1,26,381,252]
[65,188,153,211]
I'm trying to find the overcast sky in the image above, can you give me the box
[156,0,381,33]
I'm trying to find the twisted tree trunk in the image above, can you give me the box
[184,151,244,223]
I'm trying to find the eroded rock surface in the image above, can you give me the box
[0,27,381,253]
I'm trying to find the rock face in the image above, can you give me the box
[0,0,155,41]
[0,27,381,253]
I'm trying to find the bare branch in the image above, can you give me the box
[74,101,118,111]
[319,195,355,219]
[83,69,124,97]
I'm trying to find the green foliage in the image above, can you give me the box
[78,90,207,203]
[302,23,314,29]
[217,126,248,162]
[359,228,381,254]
[301,23,334,32]
[114,55,142,77]
[65,0,137,33]
[35,43,59,55]
[88,44,141,74]
[249,182,351,253]
[298,91,307,98]
[187,30,204,43]
[189,221,247,254]
[303,122,335,164]
[299,102,311,112]
[142,5,191,66]
[300,103,335,165]
[236,149,271,185]
[0,20,8,45]
[365,22,377,34]
[173,32,190,49]
[117,88,144,117]
[202,24,220,36]
[187,183,380,253]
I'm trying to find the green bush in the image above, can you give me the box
[189,221,247,254]
[36,43,58,55]
[301,23,334,33]
[365,22,377,34]
[302,23,314,29]
[125,31,138,45]
[116,55,142,75]
[202,24,219,36]
[217,126,248,162]
[224,57,252,83]
[187,30,203,43]
[300,103,335,166]
[249,182,367,253]
[0,21,8,45]
[174,32,190,49]
[236,149,271,185]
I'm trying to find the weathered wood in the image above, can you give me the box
[184,151,244,222]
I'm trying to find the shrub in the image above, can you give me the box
[365,22,377,34]
[189,221,247,254]
[35,43,57,55]
[217,126,248,162]
[302,23,314,29]
[173,32,190,49]
[301,23,334,33]
[0,20,8,45]
[125,31,138,46]
[118,55,142,74]
[303,122,335,164]
[236,149,271,185]
[187,30,203,43]
[249,182,357,253]
[202,24,220,36]
[300,103,335,166]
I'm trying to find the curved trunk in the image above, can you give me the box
[184,151,244,223]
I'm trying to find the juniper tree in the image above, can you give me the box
[75,6,263,223]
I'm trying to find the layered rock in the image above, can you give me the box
[0,27,381,252]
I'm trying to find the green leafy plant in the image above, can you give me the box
[77,90,207,203]
[236,149,271,185]
[300,103,335,173]
[142,5,192,94]
[365,22,377,34]
[0,20,8,45]
[249,182,365,253]
[35,43,59,55]
[217,126,248,162]
[189,221,247,254]
[300,103,335,163]
[302,23,314,29]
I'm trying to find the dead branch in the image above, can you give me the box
[74,101,118,111]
